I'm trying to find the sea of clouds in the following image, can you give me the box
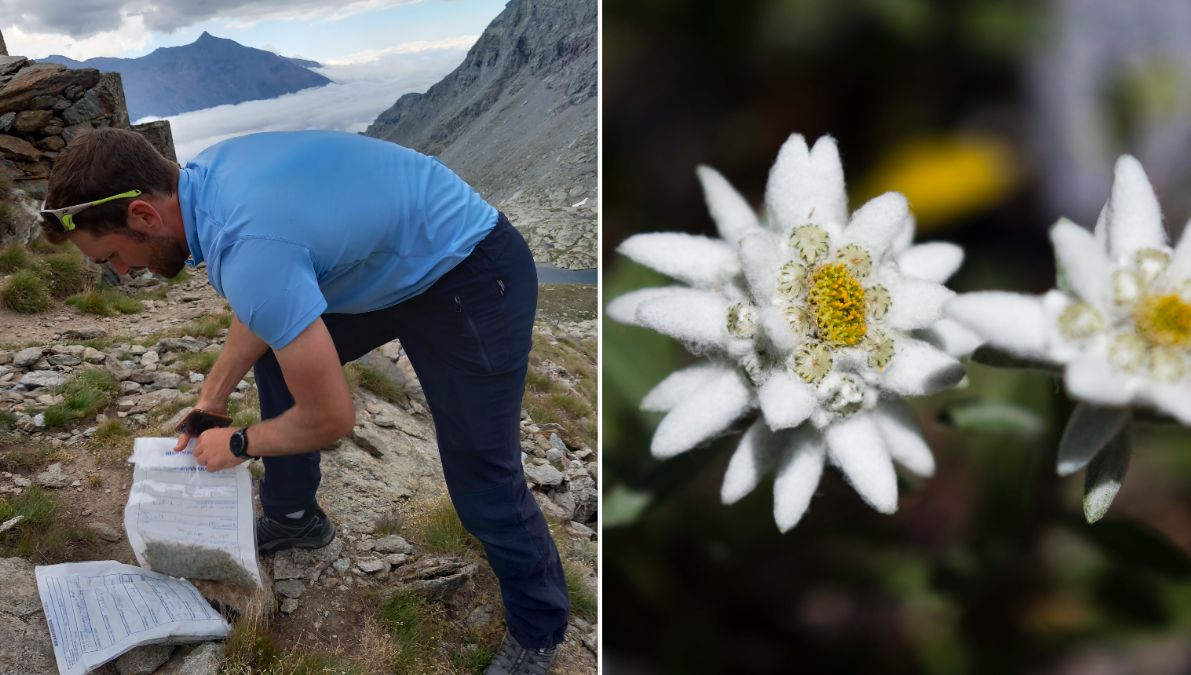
[138,36,475,163]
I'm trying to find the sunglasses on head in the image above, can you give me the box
[39,189,143,233]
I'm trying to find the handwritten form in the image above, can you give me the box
[35,561,229,675]
[124,437,261,587]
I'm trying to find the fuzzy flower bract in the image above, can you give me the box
[946,156,1191,522]
[608,134,974,530]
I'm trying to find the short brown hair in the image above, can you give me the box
[42,128,179,243]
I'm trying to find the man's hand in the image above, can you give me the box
[191,426,246,472]
[173,402,231,452]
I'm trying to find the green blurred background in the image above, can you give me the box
[602,0,1191,673]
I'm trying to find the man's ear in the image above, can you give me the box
[126,199,164,235]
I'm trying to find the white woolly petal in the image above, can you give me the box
[606,287,685,326]
[1056,403,1130,476]
[757,371,817,430]
[759,305,798,352]
[1051,219,1109,309]
[1148,382,1191,425]
[651,368,753,458]
[885,277,954,331]
[1167,219,1191,282]
[896,242,964,283]
[642,361,728,412]
[1093,203,1109,246]
[636,289,730,350]
[944,292,1051,361]
[696,165,762,245]
[808,136,850,226]
[1106,155,1167,260]
[739,231,781,300]
[773,427,827,531]
[880,336,965,396]
[873,400,935,477]
[845,192,910,258]
[920,319,985,358]
[1064,354,1134,406]
[825,414,898,514]
[765,134,848,232]
[721,419,780,504]
[618,233,739,287]
[891,214,916,255]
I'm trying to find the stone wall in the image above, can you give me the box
[0,53,179,247]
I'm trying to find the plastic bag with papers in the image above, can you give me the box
[125,437,262,587]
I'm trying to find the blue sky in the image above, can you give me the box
[2,0,508,62]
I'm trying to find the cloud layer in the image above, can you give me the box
[1,0,423,37]
[143,39,472,163]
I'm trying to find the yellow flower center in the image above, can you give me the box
[1134,293,1191,349]
[808,262,867,346]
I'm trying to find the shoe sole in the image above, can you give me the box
[257,521,336,554]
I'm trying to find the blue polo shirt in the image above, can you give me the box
[178,130,498,349]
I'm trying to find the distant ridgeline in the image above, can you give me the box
[41,33,331,120]
[365,0,598,270]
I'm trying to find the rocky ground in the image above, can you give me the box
[0,270,598,674]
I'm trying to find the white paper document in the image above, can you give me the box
[125,437,261,587]
[35,560,229,675]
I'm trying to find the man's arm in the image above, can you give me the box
[190,318,355,470]
[174,316,269,450]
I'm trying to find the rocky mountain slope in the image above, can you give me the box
[365,0,597,270]
[41,33,330,120]
[0,269,597,673]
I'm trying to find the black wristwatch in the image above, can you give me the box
[229,426,254,460]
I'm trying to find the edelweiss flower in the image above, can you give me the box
[946,156,1191,521]
[608,134,971,530]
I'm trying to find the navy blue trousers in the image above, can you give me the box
[252,214,569,648]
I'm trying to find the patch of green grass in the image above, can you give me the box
[167,268,190,284]
[0,410,16,430]
[35,253,89,298]
[0,486,96,562]
[134,287,169,301]
[42,369,118,429]
[564,559,597,622]
[0,443,69,473]
[1,269,52,313]
[93,419,129,444]
[80,337,117,351]
[0,243,31,273]
[227,387,260,428]
[418,496,481,558]
[86,474,103,488]
[379,591,432,671]
[27,236,59,254]
[178,350,218,374]
[176,312,232,338]
[66,287,143,316]
[247,462,265,481]
[345,361,408,406]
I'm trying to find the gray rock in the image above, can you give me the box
[466,604,496,629]
[18,371,64,389]
[130,369,157,384]
[357,558,389,574]
[116,388,182,414]
[272,537,343,580]
[157,642,224,675]
[280,598,300,614]
[62,89,103,125]
[13,347,43,368]
[140,350,160,366]
[116,643,175,675]
[105,355,132,381]
[35,463,69,488]
[524,463,564,488]
[384,553,410,567]
[31,413,44,429]
[46,353,81,367]
[152,372,182,389]
[332,558,351,574]
[373,534,414,555]
[397,556,477,603]
[82,347,106,363]
[349,425,387,458]
[157,337,206,353]
[546,447,564,464]
[0,557,58,674]
[571,475,597,524]
[88,521,122,542]
[549,432,568,454]
[274,579,305,599]
[0,516,24,533]
[548,488,576,520]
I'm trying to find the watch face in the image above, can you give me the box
[231,430,246,456]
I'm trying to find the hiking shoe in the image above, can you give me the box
[256,504,336,553]
[483,633,557,675]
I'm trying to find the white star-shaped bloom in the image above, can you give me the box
[608,134,972,531]
[946,156,1191,521]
